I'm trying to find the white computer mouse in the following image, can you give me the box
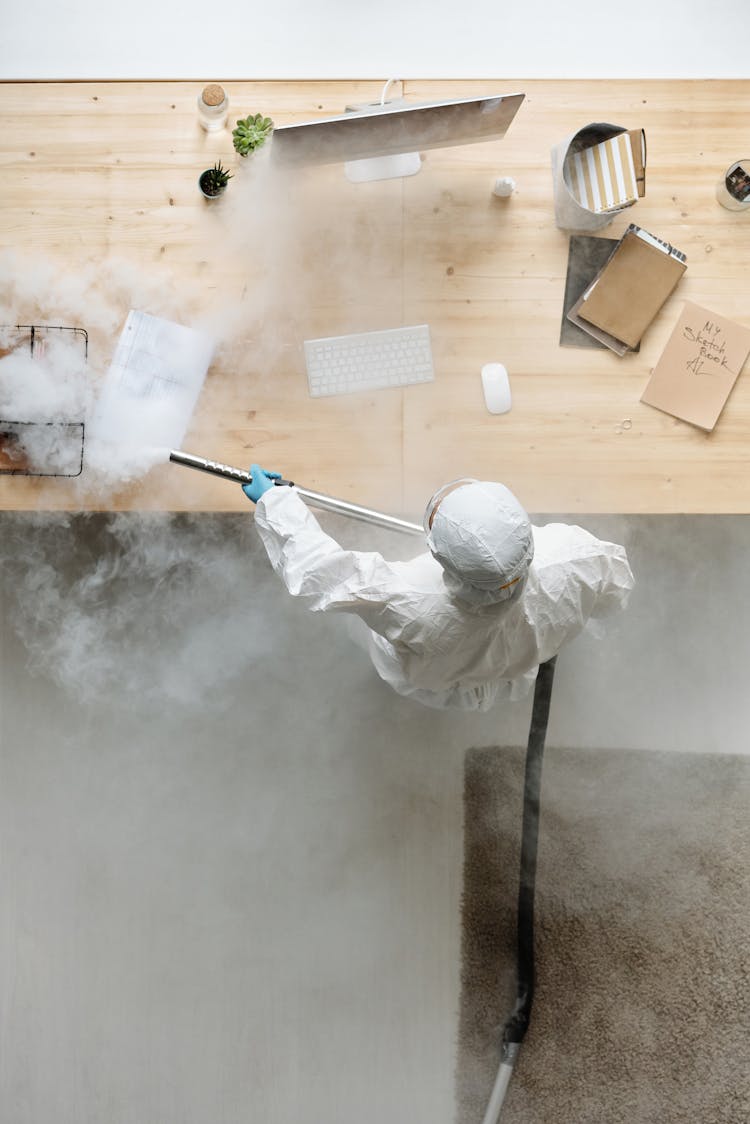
[481,363,512,414]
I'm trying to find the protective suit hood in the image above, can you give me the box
[425,480,534,605]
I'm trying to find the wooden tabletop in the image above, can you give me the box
[1,79,749,515]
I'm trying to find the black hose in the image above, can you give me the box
[502,656,557,1047]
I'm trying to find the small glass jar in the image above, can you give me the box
[197,84,229,132]
[716,159,750,212]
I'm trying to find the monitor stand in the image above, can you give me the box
[344,151,422,183]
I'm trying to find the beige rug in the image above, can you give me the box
[457,746,750,1124]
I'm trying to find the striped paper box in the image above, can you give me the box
[565,133,639,214]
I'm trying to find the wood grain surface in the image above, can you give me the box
[1,80,749,514]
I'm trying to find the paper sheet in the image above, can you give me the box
[91,311,215,450]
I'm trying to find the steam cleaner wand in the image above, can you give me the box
[169,450,424,538]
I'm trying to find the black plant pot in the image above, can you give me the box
[198,169,227,200]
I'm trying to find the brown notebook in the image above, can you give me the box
[567,289,630,356]
[640,302,750,431]
[577,225,686,349]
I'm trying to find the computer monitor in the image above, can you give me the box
[270,92,525,181]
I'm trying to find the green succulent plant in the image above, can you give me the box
[232,113,274,157]
[200,161,233,196]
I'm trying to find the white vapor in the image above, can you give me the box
[0,511,278,711]
[0,251,219,498]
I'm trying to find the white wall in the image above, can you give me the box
[2,0,749,80]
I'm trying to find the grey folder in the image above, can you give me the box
[560,235,620,350]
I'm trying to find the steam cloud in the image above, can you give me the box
[0,250,217,496]
[0,132,410,701]
[0,511,280,710]
[0,140,402,496]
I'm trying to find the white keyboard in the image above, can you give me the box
[304,325,434,398]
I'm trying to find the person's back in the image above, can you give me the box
[359,519,632,710]
[246,470,634,711]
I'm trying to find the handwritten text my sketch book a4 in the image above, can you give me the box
[640,301,750,431]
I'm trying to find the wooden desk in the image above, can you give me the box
[1,79,749,515]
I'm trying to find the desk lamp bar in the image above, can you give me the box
[169,450,424,538]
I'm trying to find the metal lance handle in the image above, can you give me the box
[169,450,424,538]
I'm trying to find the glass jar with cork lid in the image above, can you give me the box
[716,159,750,212]
[197,84,229,132]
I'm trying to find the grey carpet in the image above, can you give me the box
[457,746,750,1124]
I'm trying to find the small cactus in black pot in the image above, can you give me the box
[199,162,233,198]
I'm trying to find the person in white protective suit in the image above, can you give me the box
[244,468,634,712]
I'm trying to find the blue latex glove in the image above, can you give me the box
[243,464,282,504]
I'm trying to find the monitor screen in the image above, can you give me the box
[271,93,525,167]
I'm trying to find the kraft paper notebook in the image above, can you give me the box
[640,302,750,431]
[572,224,687,351]
[567,289,631,356]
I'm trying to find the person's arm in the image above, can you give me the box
[531,523,634,619]
[253,485,413,637]
[587,539,634,616]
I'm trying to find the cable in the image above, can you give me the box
[481,656,557,1124]
[379,78,400,106]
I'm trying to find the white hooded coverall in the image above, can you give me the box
[254,485,633,711]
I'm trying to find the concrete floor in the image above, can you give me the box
[1,510,748,1123]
